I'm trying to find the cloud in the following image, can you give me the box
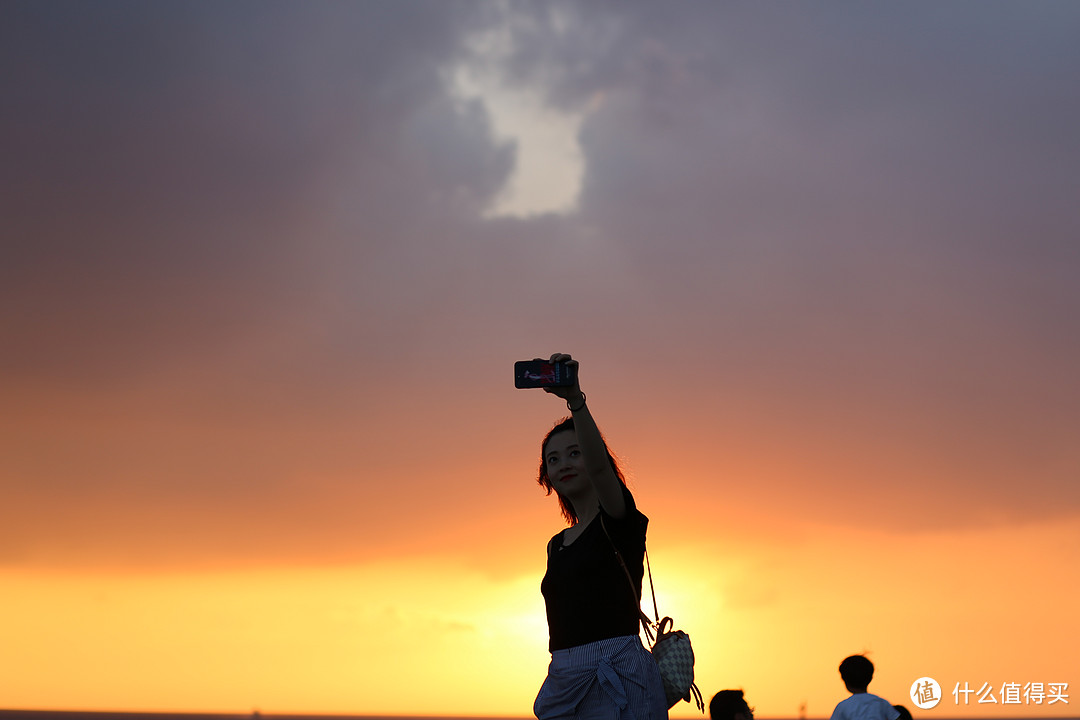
[2,1,1078,570]
[485,1,1080,527]
[1,1,506,376]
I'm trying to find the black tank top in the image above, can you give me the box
[541,486,648,651]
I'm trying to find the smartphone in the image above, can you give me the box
[514,360,578,389]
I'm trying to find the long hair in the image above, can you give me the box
[537,416,626,525]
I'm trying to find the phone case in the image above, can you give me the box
[514,360,577,388]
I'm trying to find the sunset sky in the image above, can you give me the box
[2,2,1078,719]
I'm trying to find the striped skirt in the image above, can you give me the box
[534,635,668,720]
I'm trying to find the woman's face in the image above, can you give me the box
[544,430,587,495]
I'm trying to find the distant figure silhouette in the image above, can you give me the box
[530,353,667,720]
[710,690,754,720]
[829,655,900,720]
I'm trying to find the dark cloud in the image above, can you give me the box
[2,1,1078,568]
[1,0,505,379]
[480,0,1080,524]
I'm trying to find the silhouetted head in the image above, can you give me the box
[537,417,625,524]
[710,690,753,720]
[893,705,913,720]
[839,655,875,692]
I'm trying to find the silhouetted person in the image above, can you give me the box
[710,690,754,720]
[531,353,667,720]
[893,705,913,720]
[830,655,900,720]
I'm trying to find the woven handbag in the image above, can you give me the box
[601,517,705,712]
[651,615,702,710]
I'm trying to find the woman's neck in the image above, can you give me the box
[573,501,600,528]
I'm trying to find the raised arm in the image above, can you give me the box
[542,353,627,519]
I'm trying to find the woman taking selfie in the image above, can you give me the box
[528,353,667,720]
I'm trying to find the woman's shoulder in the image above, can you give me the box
[546,529,567,557]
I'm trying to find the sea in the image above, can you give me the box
[0,714,531,720]
[0,714,535,720]
[1,711,1074,720]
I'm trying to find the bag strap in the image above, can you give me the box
[644,545,660,625]
[599,514,658,642]
[602,515,706,714]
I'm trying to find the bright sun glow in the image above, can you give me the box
[4,515,1075,718]
[0,562,549,716]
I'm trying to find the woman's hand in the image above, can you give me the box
[537,352,583,403]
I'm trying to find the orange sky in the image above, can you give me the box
[2,2,1079,719]
[3,385,1077,717]
[1,511,1077,717]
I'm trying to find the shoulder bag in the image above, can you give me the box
[601,516,705,712]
